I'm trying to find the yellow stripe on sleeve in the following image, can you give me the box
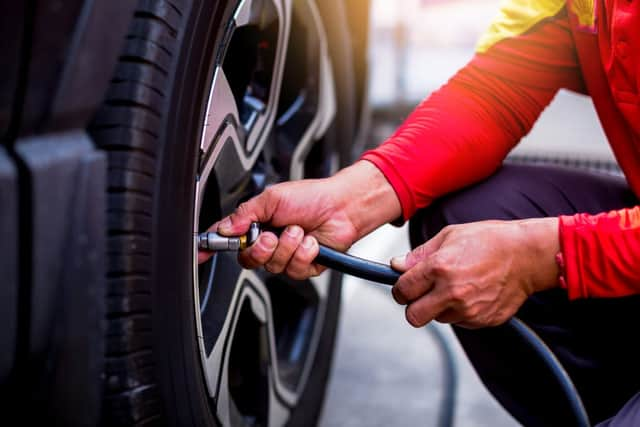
[476,0,566,53]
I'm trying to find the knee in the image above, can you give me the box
[408,165,541,248]
[408,177,507,248]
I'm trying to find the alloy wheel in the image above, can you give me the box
[192,0,336,425]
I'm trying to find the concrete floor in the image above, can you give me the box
[318,225,518,427]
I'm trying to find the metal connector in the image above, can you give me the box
[245,222,261,247]
[197,222,262,252]
[197,232,241,251]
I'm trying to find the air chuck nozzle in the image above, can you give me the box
[197,223,262,252]
[197,232,241,251]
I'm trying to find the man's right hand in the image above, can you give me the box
[198,161,402,281]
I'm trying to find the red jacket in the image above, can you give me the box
[362,0,640,300]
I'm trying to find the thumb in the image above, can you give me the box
[391,230,447,272]
[390,253,410,272]
[218,190,276,236]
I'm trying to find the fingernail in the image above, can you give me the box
[260,234,278,250]
[286,225,302,238]
[391,255,405,267]
[218,218,232,232]
[302,236,314,249]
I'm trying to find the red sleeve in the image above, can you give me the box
[559,208,640,299]
[362,6,640,300]
[361,8,584,220]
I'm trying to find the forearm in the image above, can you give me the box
[362,63,557,220]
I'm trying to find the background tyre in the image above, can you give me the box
[90,0,355,425]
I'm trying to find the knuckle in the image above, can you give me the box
[262,186,278,202]
[410,245,426,262]
[235,201,250,216]
[427,253,448,275]
[441,225,454,235]
[463,305,480,319]
[441,288,457,305]
[449,287,465,303]
[449,284,470,304]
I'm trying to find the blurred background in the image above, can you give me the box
[320,1,613,426]
[365,0,613,166]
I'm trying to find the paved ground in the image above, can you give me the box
[318,225,518,427]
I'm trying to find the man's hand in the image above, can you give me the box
[391,218,560,329]
[198,161,402,280]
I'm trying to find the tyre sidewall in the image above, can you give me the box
[150,1,235,425]
[149,1,343,425]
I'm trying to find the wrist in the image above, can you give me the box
[330,160,402,238]
[518,217,561,292]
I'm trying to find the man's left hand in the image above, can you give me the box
[391,218,560,329]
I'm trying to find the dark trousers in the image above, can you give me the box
[409,164,640,427]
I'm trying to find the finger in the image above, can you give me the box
[198,250,214,264]
[405,285,450,328]
[237,231,278,269]
[218,189,277,236]
[391,229,448,272]
[204,220,222,232]
[286,235,324,280]
[392,260,436,305]
[264,225,304,274]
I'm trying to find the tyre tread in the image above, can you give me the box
[89,0,185,424]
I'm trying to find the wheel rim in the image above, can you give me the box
[192,1,336,425]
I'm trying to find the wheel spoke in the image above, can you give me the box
[200,67,241,161]
[272,0,336,181]
[207,271,295,426]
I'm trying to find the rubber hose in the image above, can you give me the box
[425,323,458,427]
[314,244,591,427]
